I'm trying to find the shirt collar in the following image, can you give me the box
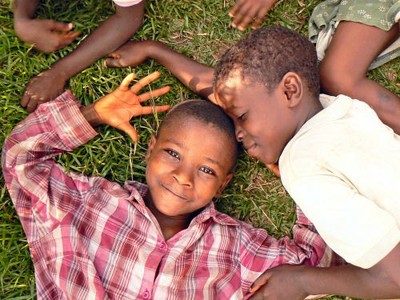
[123,181,239,227]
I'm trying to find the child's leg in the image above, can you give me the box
[319,21,400,133]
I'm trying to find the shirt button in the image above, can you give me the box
[143,289,150,299]
[159,242,167,250]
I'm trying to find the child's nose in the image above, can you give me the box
[235,126,244,142]
[173,165,194,187]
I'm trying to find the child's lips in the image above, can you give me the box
[244,143,257,158]
[162,185,190,202]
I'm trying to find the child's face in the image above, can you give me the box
[215,72,293,166]
[145,118,234,218]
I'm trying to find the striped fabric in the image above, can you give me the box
[2,91,333,299]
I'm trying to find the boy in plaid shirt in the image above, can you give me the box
[3,72,332,299]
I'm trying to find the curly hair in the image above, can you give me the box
[214,26,320,99]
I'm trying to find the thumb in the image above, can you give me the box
[104,57,122,68]
[50,21,74,32]
[120,123,138,143]
[250,272,270,293]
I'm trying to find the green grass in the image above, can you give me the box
[0,0,398,299]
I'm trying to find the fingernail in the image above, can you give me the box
[231,23,237,28]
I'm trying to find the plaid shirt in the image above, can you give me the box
[2,91,333,299]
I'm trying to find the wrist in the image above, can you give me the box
[80,103,104,127]
[147,41,166,61]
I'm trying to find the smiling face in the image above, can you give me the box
[215,70,296,166]
[145,117,235,218]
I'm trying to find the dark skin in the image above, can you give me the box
[229,0,278,31]
[104,40,400,298]
[16,0,145,112]
[319,21,400,134]
[82,72,234,241]
[104,40,280,175]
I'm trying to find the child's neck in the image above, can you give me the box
[144,194,195,240]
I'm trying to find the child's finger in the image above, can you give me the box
[120,123,138,143]
[119,73,136,90]
[104,58,122,68]
[58,31,80,48]
[137,86,171,102]
[51,21,74,33]
[141,105,171,115]
[249,272,270,293]
[130,71,160,94]
[229,0,243,18]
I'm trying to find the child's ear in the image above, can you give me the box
[145,134,157,162]
[215,173,234,198]
[281,72,303,108]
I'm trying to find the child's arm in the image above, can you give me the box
[21,2,145,112]
[104,40,216,102]
[2,72,169,242]
[250,244,400,299]
[239,206,335,296]
[13,0,80,54]
[229,0,278,31]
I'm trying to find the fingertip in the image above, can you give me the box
[150,71,161,79]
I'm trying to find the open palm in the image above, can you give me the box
[94,72,170,142]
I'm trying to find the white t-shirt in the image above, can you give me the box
[113,0,143,7]
[280,94,400,268]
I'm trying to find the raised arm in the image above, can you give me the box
[104,40,216,102]
[21,2,145,112]
[3,72,169,241]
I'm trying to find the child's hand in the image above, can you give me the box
[104,41,150,68]
[229,0,277,31]
[21,69,68,112]
[266,163,280,177]
[14,19,80,54]
[94,72,170,142]
[249,265,306,299]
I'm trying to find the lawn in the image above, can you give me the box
[0,0,398,299]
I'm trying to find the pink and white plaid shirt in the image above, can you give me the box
[2,91,333,299]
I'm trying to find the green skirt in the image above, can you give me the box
[309,0,400,69]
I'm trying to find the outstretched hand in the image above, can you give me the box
[14,19,80,54]
[229,0,278,31]
[94,71,170,142]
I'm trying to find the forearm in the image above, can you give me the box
[3,91,97,183]
[146,41,215,100]
[301,262,400,298]
[51,4,144,79]
[13,0,40,20]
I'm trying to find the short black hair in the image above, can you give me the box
[158,99,239,171]
[214,26,320,99]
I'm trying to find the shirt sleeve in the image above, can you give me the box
[239,207,334,293]
[2,91,98,242]
[113,0,143,7]
[287,173,400,268]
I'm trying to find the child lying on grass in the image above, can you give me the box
[2,72,333,299]
[103,26,400,299]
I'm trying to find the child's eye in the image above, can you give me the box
[166,149,179,159]
[200,166,216,176]
[238,113,247,121]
